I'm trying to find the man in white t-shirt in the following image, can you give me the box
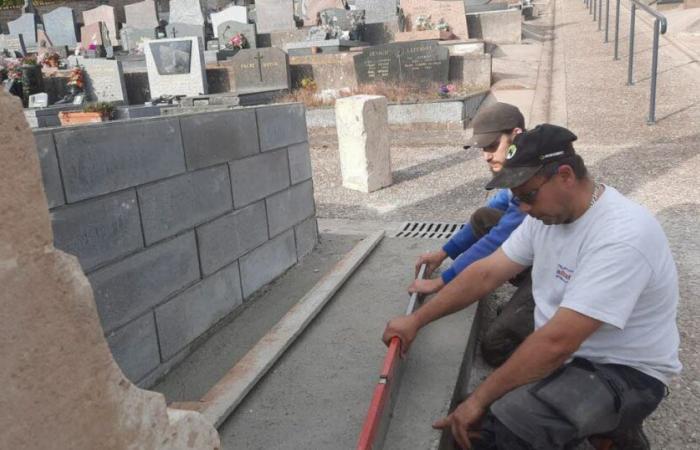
[382,124,681,450]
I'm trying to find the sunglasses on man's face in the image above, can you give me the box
[513,176,553,205]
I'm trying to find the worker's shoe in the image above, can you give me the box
[609,424,650,450]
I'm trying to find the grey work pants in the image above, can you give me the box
[472,358,666,450]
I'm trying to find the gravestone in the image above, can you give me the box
[78,57,128,103]
[353,40,449,84]
[80,22,110,50]
[8,13,37,47]
[120,26,154,52]
[211,4,247,33]
[300,0,345,26]
[124,0,159,30]
[399,0,468,40]
[0,88,220,450]
[145,37,207,98]
[255,0,295,33]
[0,34,27,56]
[356,0,398,24]
[43,7,77,47]
[83,5,117,47]
[167,0,205,41]
[217,21,257,48]
[225,47,289,94]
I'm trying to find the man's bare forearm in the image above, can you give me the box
[413,261,501,328]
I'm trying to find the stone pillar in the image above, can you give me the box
[335,95,392,193]
[0,90,220,450]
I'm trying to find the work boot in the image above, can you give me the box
[609,424,650,450]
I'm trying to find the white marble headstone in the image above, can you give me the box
[77,57,128,103]
[211,5,247,34]
[145,37,207,98]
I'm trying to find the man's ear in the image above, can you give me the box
[512,127,524,137]
[557,164,576,184]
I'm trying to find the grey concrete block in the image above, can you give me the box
[54,118,186,203]
[106,312,160,382]
[295,217,318,259]
[256,103,308,152]
[229,149,290,208]
[288,142,313,184]
[33,131,65,208]
[90,232,200,333]
[239,230,296,298]
[138,165,233,245]
[156,262,243,359]
[180,109,260,171]
[51,190,143,272]
[266,180,316,237]
[197,201,268,276]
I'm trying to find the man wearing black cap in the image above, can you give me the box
[384,124,681,449]
[411,101,533,367]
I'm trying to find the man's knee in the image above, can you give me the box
[470,207,505,238]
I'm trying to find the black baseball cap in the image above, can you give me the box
[485,124,578,190]
[464,102,525,149]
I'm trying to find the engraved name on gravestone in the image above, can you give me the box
[124,0,159,30]
[145,37,207,97]
[225,47,289,94]
[255,0,295,33]
[356,0,397,24]
[83,5,117,47]
[353,40,449,84]
[8,14,37,46]
[0,34,27,56]
[43,7,77,47]
[217,21,257,48]
[399,0,468,40]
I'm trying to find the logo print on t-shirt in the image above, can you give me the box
[555,264,574,283]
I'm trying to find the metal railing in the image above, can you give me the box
[584,0,668,124]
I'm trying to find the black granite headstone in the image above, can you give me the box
[226,47,289,95]
[353,41,449,85]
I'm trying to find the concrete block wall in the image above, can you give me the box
[33,103,318,387]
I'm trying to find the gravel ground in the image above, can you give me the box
[308,0,700,446]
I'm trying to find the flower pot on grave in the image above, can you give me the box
[58,111,105,126]
[20,65,44,108]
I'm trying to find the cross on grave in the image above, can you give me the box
[254,51,264,82]
[171,27,178,37]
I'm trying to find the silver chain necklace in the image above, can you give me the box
[589,182,604,208]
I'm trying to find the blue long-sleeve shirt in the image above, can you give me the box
[440,189,526,284]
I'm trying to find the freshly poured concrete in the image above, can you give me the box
[154,235,476,450]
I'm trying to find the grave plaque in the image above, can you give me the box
[145,37,207,98]
[0,34,27,56]
[255,0,295,33]
[28,92,48,108]
[43,7,77,47]
[124,0,159,30]
[356,0,397,24]
[217,21,257,49]
[78,57,128,103]
[399,0,468,40]
[353,40,449,84]
[83,5,117,47]
[8,14,37,46]
[300,0,345,26]
[224,47,289,94]
[211,5,247,33]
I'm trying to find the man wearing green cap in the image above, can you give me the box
[411,101,533,367]
[384,124,681,449]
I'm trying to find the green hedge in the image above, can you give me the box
[0,0,68,9]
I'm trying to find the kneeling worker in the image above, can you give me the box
[384,124,681,450]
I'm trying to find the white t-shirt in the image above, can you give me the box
[502,186,681,384]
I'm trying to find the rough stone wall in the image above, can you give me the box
[33,103,318,387]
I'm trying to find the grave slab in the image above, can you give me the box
[400,0,469,40]
[356,0,398,24]
[76,57,128,103]
[224,47,290,95]
[145,37,208,98]
[44,7,77,47]
[255,0,295,33]
[335,95,392,193]
[83,5,117,46]
[354,40,449,85]
[285,38,367,56]
[300,0,345,26]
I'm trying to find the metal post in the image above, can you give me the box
[605,0,610,42]
[590,0,594,15]
[648,19,661,124]
[598,0,603,30]
[628,4,636,85]
[593,0,597,19]
[614,0,621,59]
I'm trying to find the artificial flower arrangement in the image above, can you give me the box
[38,52,61,68]
[227,33,248,50]
[67,66,85,90]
